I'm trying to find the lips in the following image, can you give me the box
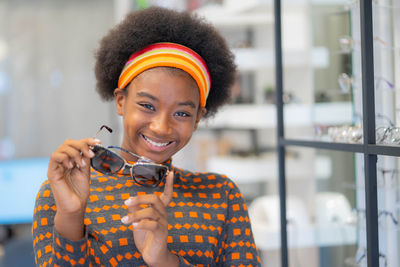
[141,134,174,151]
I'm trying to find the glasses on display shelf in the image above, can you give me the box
[337,73,354,93]
[327,124,363,143]
[337,35,399,54]
[353,208,400,230]
[378,210,399,226]
[338,73,399,93]
[375,113,395,127]
[327,125,400,144]
[317,112,399,144]
[353,208,400,239]
[344,246,388,267]
[341,162,399,192]
[377,167,398,187]
[375,127,400,144]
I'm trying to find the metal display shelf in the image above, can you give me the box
[274,0,383,266]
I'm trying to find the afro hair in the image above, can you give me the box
[94,6,236,118]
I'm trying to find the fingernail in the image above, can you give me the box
[94,138,101,143]
[121,216,128,224]
[89,150,95,157]
[81,159,86,167]
[132,222,138,228]
[124,198,132,206]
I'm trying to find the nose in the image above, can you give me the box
[149,113,173,136]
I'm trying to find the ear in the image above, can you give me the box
[193,107,207,131]
[114,88,126,116]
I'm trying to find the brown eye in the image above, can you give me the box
[175,111,191,117]
[139,103,155,111]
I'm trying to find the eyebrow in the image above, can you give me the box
[178,101,196,109]
[136,91,158,101]
[136,91,197,109]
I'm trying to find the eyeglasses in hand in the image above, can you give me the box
[90,125,169,187]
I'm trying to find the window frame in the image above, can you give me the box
[274,0,381,266]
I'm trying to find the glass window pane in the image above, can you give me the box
[250,149,362,267]
[372,3,400,147]
[376,155,400,267]
[282,2,360,144]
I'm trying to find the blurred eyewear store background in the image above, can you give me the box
[0,0,399,267]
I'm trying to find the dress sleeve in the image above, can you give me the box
[220,179,261,266]
[32,181,89,267]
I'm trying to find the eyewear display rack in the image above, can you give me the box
[274,0,398,267]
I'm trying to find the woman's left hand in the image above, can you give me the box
[122,171,179,267]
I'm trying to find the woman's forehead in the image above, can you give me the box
[128,68,200,104]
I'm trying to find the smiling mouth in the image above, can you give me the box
[141,134,173,148]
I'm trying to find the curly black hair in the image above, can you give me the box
[94,6,236,118]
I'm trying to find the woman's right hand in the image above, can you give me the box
[48,138,101,240]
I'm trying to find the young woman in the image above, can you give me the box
[33,6,260,266]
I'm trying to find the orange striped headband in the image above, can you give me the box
[118,42,211,107]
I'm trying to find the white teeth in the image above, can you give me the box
[143,135,170,147]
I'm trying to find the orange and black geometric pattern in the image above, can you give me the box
[32,163,260,266]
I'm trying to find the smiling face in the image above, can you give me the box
[114,67,206,164]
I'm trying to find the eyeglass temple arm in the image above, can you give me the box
[378,210,399,225]
[94,125,113,140]
[356,250,366,263]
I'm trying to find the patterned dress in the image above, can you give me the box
[32,161,260,266]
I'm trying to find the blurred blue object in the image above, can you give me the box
[0,158,49,224]
[0,236,35,267]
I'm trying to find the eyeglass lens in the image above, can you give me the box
[132,164,168,187]
[91,145,125,174]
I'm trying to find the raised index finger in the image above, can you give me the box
[160,171,174,207]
